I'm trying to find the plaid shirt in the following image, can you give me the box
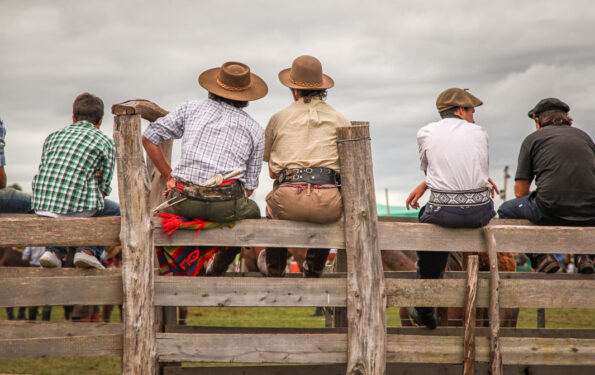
[32,121,115,214]
[144,99,264,190]
[0,117,6,167]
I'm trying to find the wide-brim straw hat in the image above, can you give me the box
[199,61,268,101]
[278,55,334,90]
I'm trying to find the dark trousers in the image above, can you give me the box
[265,248,330,277]
[498,192,595,265]
[417,201,495,279]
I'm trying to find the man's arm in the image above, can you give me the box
[514,179,531,198]
[142,136,174,190]
[406,181,427,210]
[0,167,6,189]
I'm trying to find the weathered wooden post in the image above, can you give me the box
[483,227,502,375]
[463,254,479,375]
[113,109,156,375]
[337,122,386,375]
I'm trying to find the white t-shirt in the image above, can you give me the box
[417,117,490,191]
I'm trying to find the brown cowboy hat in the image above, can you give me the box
[278,55,334,90]
[199,61,268,101]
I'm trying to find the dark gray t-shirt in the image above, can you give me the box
[515,125,595,221]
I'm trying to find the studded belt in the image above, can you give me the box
[279,167,340,186]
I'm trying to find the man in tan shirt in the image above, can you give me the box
[259,55,350,277]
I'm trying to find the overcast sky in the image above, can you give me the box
[1,0,594,212]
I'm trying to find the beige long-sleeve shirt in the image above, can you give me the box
[264,98,350,174]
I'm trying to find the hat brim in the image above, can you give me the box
[278,68,334,89]
[199,68,268,101]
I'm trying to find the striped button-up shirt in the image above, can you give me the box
[32,121,115,214]
[143,99,264,190]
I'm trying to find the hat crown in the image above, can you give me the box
[290,55,323,87]
[528,97,569,118]
[217,62,252,90]
[436,88,483,112]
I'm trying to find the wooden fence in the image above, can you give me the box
[1,108,594,375]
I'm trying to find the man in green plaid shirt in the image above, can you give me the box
[33,93,120,269]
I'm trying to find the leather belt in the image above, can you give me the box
[177,180,245,201]
[279,167,340,186]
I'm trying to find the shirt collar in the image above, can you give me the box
[72,120,95,128]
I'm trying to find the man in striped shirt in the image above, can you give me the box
[33,93,120,269]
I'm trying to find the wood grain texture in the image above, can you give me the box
[463,255,479,375]
[0,320,122,339]
[156,333,595,365]
[111,99,169,122]
[0,216,120,247]
[114,114,156,375]
[155,276,345,307]
[153,218,345,248]
[484,228,503,375]
[163,364,595,375]
[0,275,122,307]
[337,123,386,375]
[0,334,122,358]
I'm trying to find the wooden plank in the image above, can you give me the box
[0,275,122,307]
[378,222,595,254]
[163,325,595,339]
[154,276,345,307]
[152,276,594,308]
[0,266,122,278]
[153,218,345,248]
[386,278,595,309]
[156,333,595,365]
[0,216,120,247]
[164,364,595,375]
[114,113,156,375]
[111,99,169,122]
[0,334,122,358]
[157,333,347,363]
[333,249,348,328]
[0,321,122,339]
[338,123,386,375]
[463,255,479,375]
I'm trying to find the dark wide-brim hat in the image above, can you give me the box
[199,61,268,101]
[436,88,483,112]
[527,98,570,119]
[279,55,334,90]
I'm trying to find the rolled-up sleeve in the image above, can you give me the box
[143,102,187,145]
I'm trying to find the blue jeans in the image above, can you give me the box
[0,188,32,213]
[498,192,594,265]
[47,199,120,261]
[417,201,496,279]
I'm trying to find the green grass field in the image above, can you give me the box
[1,306,594,374]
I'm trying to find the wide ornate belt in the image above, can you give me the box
[428,188,491,207]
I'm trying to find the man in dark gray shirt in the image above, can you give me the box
[498,98,595,273]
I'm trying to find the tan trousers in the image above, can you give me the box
[262,183,342,277]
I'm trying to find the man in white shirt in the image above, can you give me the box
[406,88,498,328]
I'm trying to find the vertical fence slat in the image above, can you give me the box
[484,227,503,375]
[337,123,386,375]
[114,113,156,375]
[463,254,479,375]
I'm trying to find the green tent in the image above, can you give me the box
[377,204,419,217]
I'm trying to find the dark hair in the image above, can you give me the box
[208,92,248,109]
[439,107,460,119]
[296,89,327,103]
[73,92,104,125]
[537,109,573,127]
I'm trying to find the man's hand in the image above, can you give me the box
[488,178,500,198]
[0,166,6,189]
[406,181,427,210]
[246,189,253,197]
[514,179,531,198]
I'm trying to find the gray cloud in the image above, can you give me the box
[1,0,594,211]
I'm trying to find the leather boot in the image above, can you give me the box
[206,247,241,276]
[258,248,288,277]
[576,255,594,274]
[303,248,330,278]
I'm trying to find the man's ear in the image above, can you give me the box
[72,114,77,123]
[534,117,541,130]
[96,117,103,128]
